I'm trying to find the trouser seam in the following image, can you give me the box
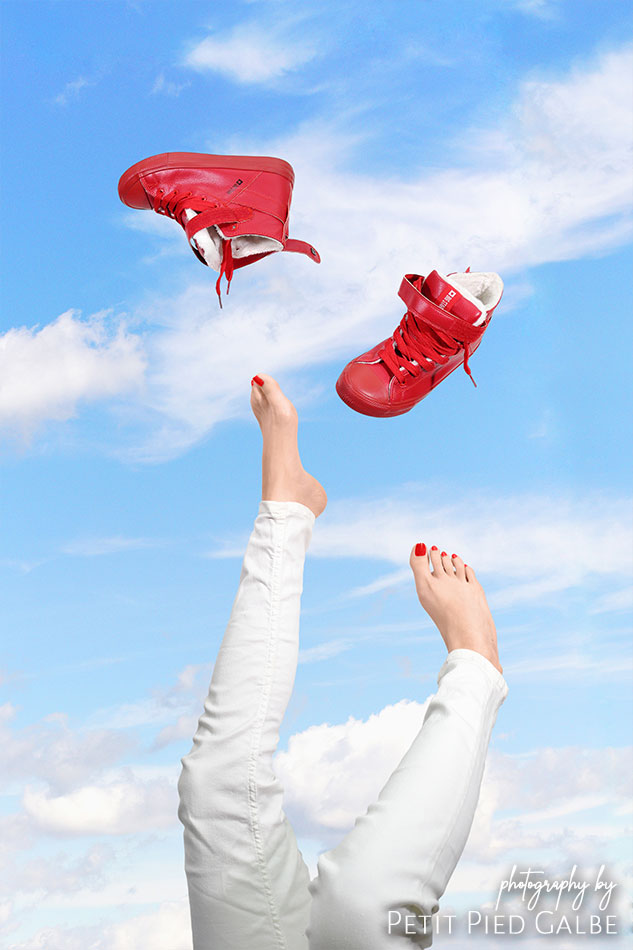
[247,513,288,950]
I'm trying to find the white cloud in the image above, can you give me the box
[89,697,188,731]
[0,557,48,574]
[152,713,200,749]
[214,487,633,613]
[184,21,317,84]
[23,774,177,836]
[0,705,135,794]
[104,899,192,950]
[89,662,212,733]
[507,0,559,18]
[276,699,429,839]
[61,536,160,557]
[1,843,113,897]
[275,698,632,883]
[298,638,356,663]
[460,743,633,882]
[515,45,632,171]
[7,899,192,950]
[0,661,210,868]
[151,72,190,97]
[346,567,412,598]
[120,208,185,242]
[504,652,633,677]
[53,76,93,106]
[0,311,146,439]
[0,814,34,862]
[9,926,95,950]
[590,586,633,614]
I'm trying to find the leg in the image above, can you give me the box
[308,545,507,949]
[178,375,326,950]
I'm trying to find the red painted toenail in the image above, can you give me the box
[252,375,264,386]
[431,546,438,551]
[415,542,426,556]
[451,553,457,559]
[441,551,447,557]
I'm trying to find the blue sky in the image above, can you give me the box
[1,1,632,947]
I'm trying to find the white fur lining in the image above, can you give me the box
[441,271,504,325]
[183,209,281,272]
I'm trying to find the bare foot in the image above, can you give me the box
[409,544,502,674]
[250,374,327,518]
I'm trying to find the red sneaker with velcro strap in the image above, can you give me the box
[336,269,503,416]
[118,152,320,304]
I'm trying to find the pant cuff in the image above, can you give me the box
[258,499,316,526]
[439,648,508,703]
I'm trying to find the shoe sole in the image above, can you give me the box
[118,152,295,203]
[335,376,413,417]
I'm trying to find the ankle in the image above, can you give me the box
[447,646,503,676]
[443,634,501,675]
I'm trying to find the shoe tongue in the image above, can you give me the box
[183,209,282,273]
[421,271,485,325]
[183,209,224,271]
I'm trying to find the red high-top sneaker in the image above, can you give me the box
[336,270,503,416]
[118,152,320,303]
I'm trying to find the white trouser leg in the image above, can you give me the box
[307,650,508,949]
[178,501,314,950]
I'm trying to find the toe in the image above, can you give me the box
[253,372,286,396]
[256,374,297,419]
[440,551,453,575]
[429,545,443,575]
[250,383,263,407]
[410,542,430,580]
[253,373,276,402]
[464,563,478,584]
[451,553,466,579]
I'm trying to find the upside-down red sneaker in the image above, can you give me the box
[118,152,320,303]
[336,270,503,416]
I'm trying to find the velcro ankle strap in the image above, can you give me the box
[398,275,482,344]
[283,239,321,263]
[184,205,253,242]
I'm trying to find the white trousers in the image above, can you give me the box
[178,501,508,950]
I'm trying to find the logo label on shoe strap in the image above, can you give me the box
[438,289,457,310]
[226,178,244,196]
